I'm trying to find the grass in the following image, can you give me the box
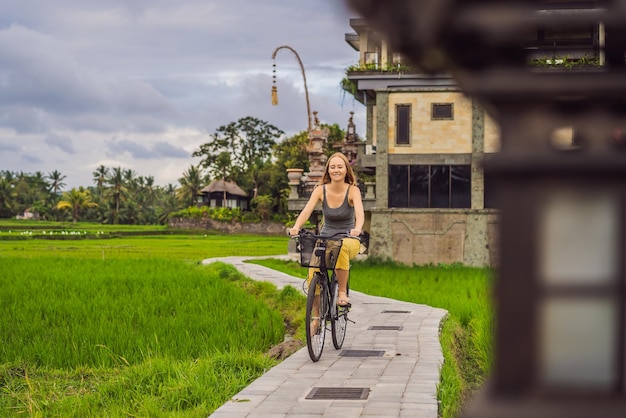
[0,220,302,417]
[1,220,493,417]
[0,232,287,263]
[0,258,306,417]
[0,220,170,235]
[249,257,494,418]
[1,259,284,368]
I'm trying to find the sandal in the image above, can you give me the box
[337,292,350,307]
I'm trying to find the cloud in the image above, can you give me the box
[0,140,20,153]
[106,138,189,160]
[45,134,75,154]
[0,0,365,189]
[21,154,43,164]
[0,24,180,134]
[152,142,190,159]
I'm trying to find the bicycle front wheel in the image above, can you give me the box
[306,273,327,362]
[331,277,349,349]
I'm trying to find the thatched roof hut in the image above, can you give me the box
[198,179,249,209]
[200,180,247,196]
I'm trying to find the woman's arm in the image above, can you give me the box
[349,185,365,237]
[288,185,323,236]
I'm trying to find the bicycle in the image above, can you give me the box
[294,231,354,362]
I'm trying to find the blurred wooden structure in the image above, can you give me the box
[346,0,626,416]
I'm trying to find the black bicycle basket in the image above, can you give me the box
[298,234,343,269]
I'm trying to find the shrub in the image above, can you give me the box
[251,195,273,221]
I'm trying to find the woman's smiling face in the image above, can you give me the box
[327,156,347,182]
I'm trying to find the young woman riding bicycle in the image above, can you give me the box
[288,152,365,307]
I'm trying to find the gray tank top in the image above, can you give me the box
[320,185,355,236]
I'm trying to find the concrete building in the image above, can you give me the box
[341,18,502,267]
[289,10,601,267]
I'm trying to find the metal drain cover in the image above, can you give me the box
[381,310,411,314]
[339,349,385,357]
[305,387,370,400]
[368,325,403,331]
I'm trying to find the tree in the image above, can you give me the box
[251,194,273,221]
[157,183,180,224]
[123,169,137,188]
[193,116,284,196]
[56,187,98,222]
[92,165,109,195]
[11,171,49,217]
[46,170,66,195]
[104,167,128,224]
[213,152,233,181]
[0,174,16,218]
[273,130,310,171]
[177,165,205,207]
[141,176,156,213]
[323,123,347,159]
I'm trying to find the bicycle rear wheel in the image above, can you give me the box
[306,273,327,362]
[331,277,349,349]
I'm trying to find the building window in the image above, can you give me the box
[389,164,471,208]
[396,104,411,145]
[432,103,454,120]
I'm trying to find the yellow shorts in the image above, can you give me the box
[335,237,361,270]
[306,237,360,283]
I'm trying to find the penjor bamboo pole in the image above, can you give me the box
[271,45,312,132]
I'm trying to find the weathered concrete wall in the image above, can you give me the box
[169,217,287,236]
[370,209,498,266]
[388,91,473,154]
[371,91,394,260]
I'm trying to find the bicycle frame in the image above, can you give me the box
[296,231,352,361]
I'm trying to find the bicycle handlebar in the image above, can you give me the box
[290,230,363,242]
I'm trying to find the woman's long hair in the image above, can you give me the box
[320,152,358,186]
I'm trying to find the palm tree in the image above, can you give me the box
[0,175,16,218]
[92,165,109,193]
[144,176,155,204]
[177,165,205,207]
[56,187,98,222]
[140,176,157,223]
[123,169,137,189]
[31,171,48,191]
[156,184,180,225]
[46,170,66,195]
[104,167,128,224]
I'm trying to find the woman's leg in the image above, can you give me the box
[334,238,360,306]
[335,268,349,294]
[310,293,321,334]
[335,268,350,305]
[307,268,322,333]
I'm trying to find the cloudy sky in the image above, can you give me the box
[0,0,365,189]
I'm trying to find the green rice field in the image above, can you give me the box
[0,221,299,417]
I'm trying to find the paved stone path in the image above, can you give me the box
[203,256,448,418]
